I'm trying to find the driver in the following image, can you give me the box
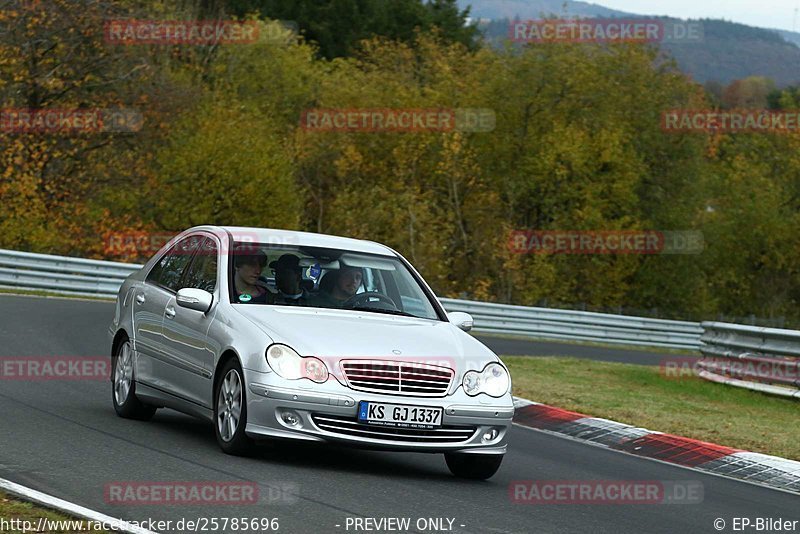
[310,266,363,308]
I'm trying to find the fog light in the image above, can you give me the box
[482,428,500,443]
[281,410,301,427]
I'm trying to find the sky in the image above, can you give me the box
[597,0,800,32]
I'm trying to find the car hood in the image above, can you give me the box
[233,305,496,369]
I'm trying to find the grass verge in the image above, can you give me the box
[503,356,800,461]
[477,332,699,355]
[0,490,110,533]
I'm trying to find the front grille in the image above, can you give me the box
[311,414,476,443]
[340,360,454,397]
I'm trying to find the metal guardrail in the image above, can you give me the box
[6,248,800,399]
[699,322,800,399]
[0,248,705,350]
[441,298,703,350]
[0,249,141,297]
[9,247,800,402]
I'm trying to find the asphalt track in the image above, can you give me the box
[0,294,796,534]
[473,335,688,366]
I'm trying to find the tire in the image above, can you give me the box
[445,453,504,480]
[112,338,157,421]
[214,359,253,455]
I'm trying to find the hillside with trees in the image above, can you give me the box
[466,0,800,86]
[3,0,800,325]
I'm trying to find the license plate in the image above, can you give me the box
[357,401,443,429]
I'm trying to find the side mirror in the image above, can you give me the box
[176,288,213,313]
[448,311,474,332]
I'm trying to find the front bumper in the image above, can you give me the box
[243,369,514,455]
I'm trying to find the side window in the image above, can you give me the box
[145,235,202,292]
[182,238,218,293]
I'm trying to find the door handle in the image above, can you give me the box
[165,306,176,319]
[135,294,146,305]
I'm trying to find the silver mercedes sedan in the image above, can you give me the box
[108,226,513,479]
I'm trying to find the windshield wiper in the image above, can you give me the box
[349,306,417,318]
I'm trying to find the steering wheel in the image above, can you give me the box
[341,291,398,310]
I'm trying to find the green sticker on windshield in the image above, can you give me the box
[239,293,252,302]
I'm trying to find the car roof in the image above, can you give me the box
[208,226,397,257]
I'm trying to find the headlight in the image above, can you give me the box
[266,344,329,383]
[462,362,510,397]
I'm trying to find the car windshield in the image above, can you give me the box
[229,243,440,320]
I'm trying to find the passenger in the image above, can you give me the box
[232,248,271,304]
[310,266,363,308]
[270,254,308,306]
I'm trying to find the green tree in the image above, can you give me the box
[228,0,478,58]
[152,99,301,230]
[0,0,154,253]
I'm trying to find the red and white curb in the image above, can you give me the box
[512,397,800,495]
[0,477,157,534]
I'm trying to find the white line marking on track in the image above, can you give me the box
[0,477,157,534]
